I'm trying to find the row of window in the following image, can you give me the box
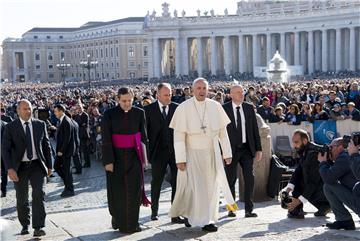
[73,28,142,39]
[69,39,147,49]
[33,35,63,39]
[34,46,147,61]
[35,52,65,61]
[36,72,148,80]
[34,61,148,70]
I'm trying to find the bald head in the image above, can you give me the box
[230,84,244,104]
[330,137,343,147]
[329,137,345,161]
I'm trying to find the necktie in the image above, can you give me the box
[236,106,243,144]
[25,122,33,160]
[162,106,167,119]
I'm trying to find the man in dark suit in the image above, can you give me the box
[54,104,76,197]
[2,99,52,237]
[284,129,330,219]
[1,120,8,197]
[74,103,91,167]
[223,85,262,218]
[144,83,183,223]
[66,110,82,174]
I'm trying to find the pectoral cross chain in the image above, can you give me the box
[201,125,207,133]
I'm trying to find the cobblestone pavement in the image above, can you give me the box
[1,158,359,241]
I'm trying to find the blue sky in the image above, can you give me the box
[0,0,238,41]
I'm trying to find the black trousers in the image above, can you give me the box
[54,156,74,192]
[290,165,329,214]
[1,158,7,194]
[80,138,91,166]
[150,148,177,215]
[225,146,255,213]
[14,160,46,229]
[72,146,82,172]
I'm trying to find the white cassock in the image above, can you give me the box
[169,97,237,227]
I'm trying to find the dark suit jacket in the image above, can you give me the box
[71,119,80,149]
[2,118,52,175]
[1,115,13,123]
[74,112,90,139]
[1,120,5,161]
[223,101,262,158]
[56,115,75,158]
[144,101,178,163]
[319,151,357,190]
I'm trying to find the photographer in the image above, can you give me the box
[318,137,358,230]
[283,129,330,219]
[348,136,360,197]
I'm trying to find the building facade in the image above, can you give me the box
[1,0,360,82]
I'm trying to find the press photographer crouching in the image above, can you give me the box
[348,133,360,198]
[318,136,359,230]
[282,129,330,219]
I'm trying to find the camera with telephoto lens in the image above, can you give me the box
[280,191,292,209]
[343,132,360,148]
[308,142,330,156]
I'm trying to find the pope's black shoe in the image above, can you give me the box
[228,211,236,217]
[184,218,191,228]
[202,224,218,232]
[171,216,185,224]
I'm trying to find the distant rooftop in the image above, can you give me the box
[25,17,145,33]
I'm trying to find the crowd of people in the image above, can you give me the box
[1,76,360,237]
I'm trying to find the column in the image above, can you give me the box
[175,37,181,76]
[294,32,300,65]
[147,38,154,78]
[211,36,217,75]
[182,37,189,75]
[280,32,285,56]
[238,34,245,73]
[315,31,321,71]
[336,28,341,72]
[153,37,161,77]
[349,27,355,71]
[308,31,314,74]
[285,34,291,62]
[252,34,258,72]
[266,33,272,62]
[224,35,231,75]
[197,37,203,76]
[321,29,328,72]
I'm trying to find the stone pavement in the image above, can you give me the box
[1,159,359,241]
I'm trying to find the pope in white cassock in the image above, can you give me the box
[169,78,238,232]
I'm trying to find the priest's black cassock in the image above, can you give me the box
[102,105,150,233]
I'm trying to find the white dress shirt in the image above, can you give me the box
[20,118,38,162]
[158,101,169,116]
[232,102,246,143]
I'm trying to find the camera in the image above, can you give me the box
[308,142,330,155]
[37,108,50,122]
[280,191,292,209]
[343,132,360,148]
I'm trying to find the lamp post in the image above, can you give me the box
[56,58,71,88]
[80,54,98,88]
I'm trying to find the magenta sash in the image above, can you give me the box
[112,132,151,206]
